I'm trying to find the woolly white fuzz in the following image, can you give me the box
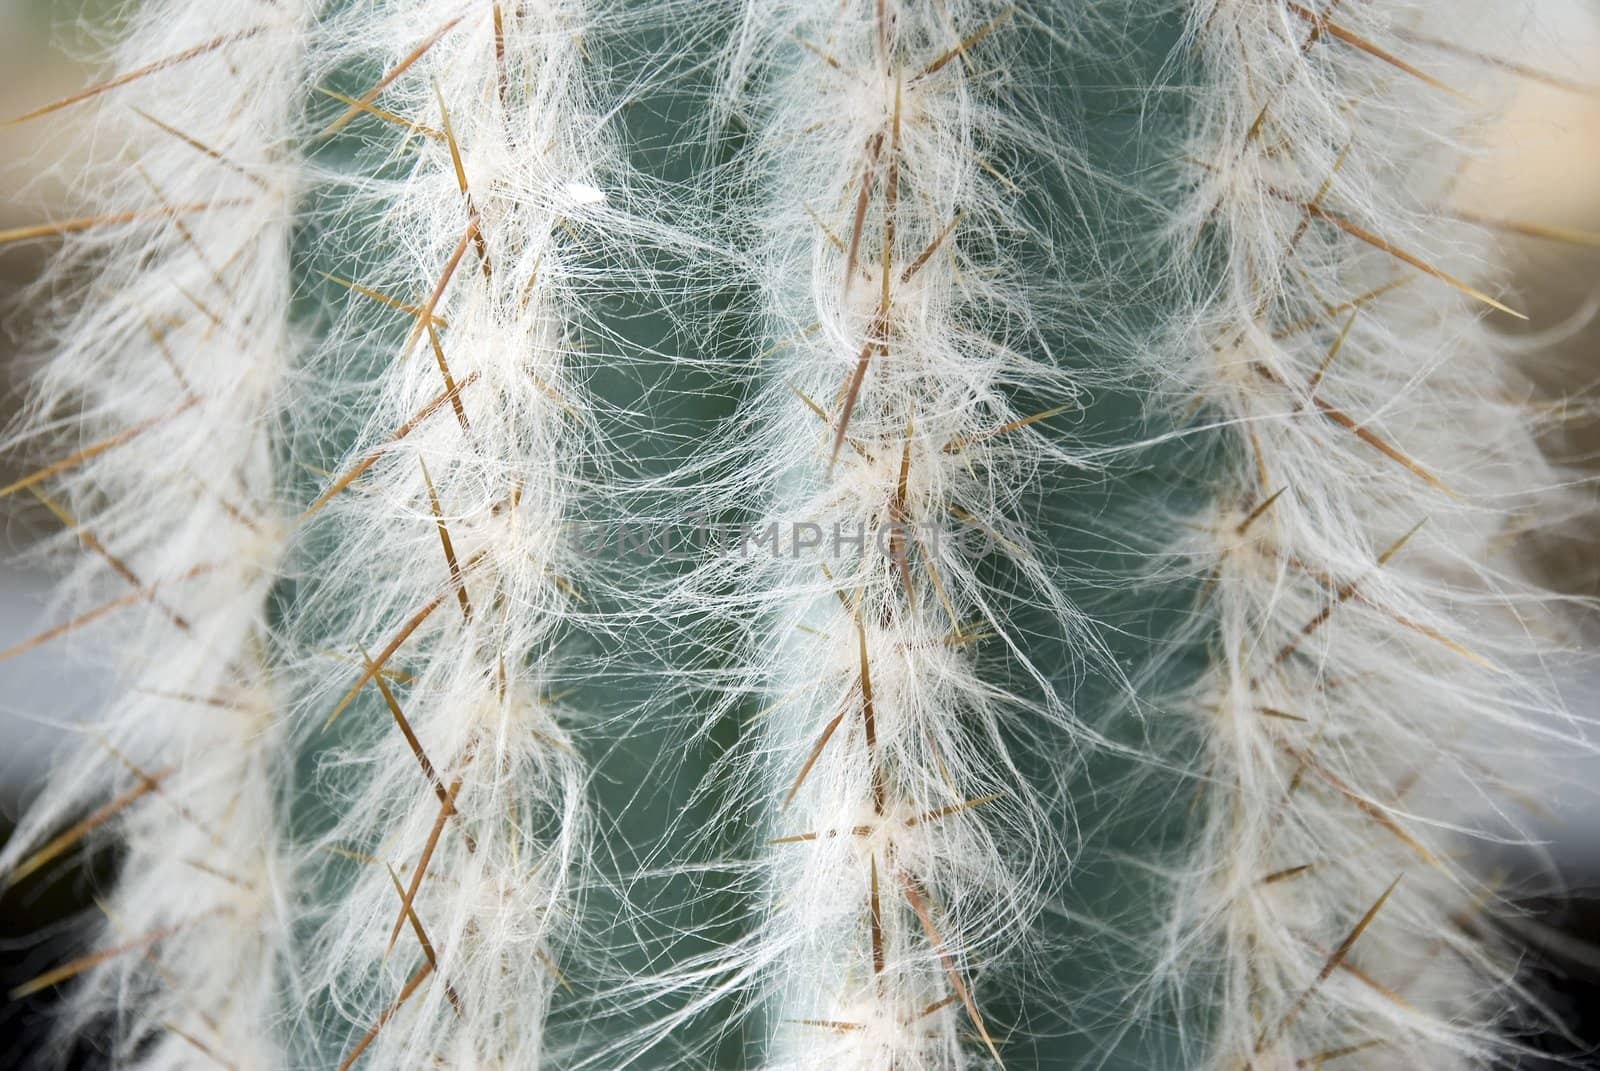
[0,1,308,1066]
[1154,2,1586,1067]
[284,2,623,1065]
[687,4,1099,1067]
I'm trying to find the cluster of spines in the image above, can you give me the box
[1161,2,1576,1067]
[705,4,1091,1067]
[0,1,309,1065]
[284,2,611,1066]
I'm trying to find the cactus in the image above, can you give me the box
[1131,3,1584,1068]
[674,5,1099,1067]
[0,0,307,1064]
[0,1,1589,1069]
[276,0,638,1065]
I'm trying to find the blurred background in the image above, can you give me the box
[0,1,1598,1066]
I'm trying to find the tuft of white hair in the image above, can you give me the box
[280,1,628,1066]
[0,0,310,1066]
[659,3,1107,1067]
[1150,2,1589,1068]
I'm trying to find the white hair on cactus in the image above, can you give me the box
[283,1,626,1066]
[2,0,1592,1066]
[661,3,1106,1067]
[0,0,309,1066]
[1152,2,1588,1067]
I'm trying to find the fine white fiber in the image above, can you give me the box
[667,3,1109,1067]
[282,1,628,1066]
[0,0,310,1065]
[1148,1,1592,1067]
